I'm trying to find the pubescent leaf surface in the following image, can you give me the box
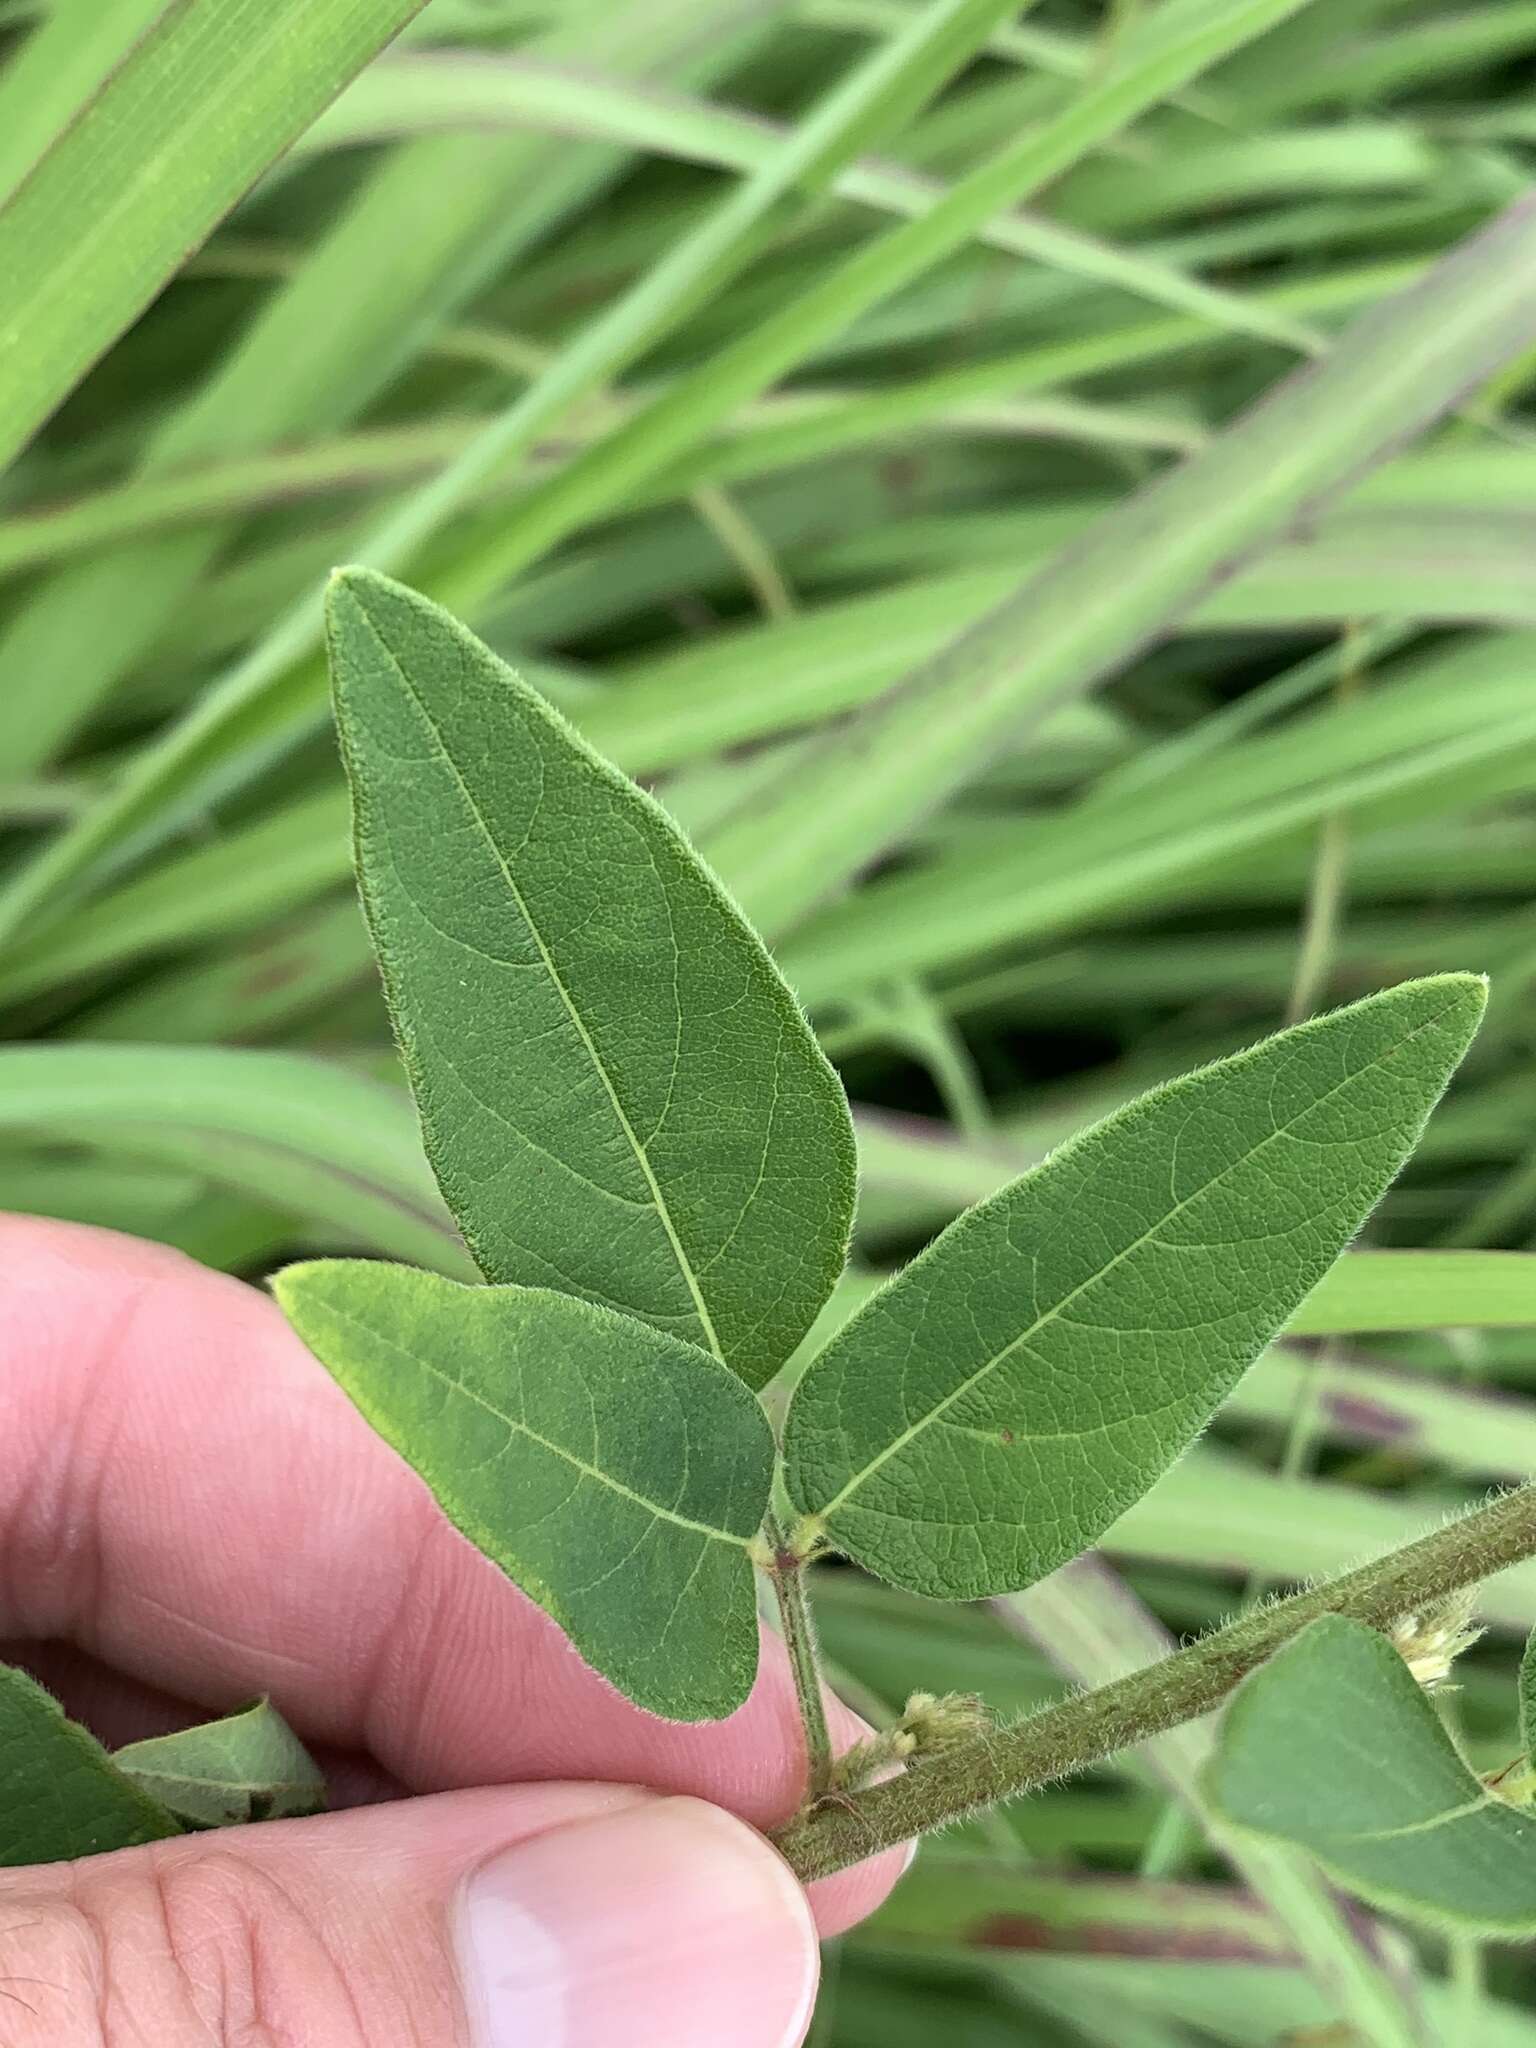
[784,976,1484,1598]
[113,1699,326,1829]
[325,567,855,1389]
[274,1259,775,1720]
[1204,1614,1536,1934]
[0,1663,181,1865]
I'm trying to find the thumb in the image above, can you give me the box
[0,1784,820,2047]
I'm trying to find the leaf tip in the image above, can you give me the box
[269,1257,352,1330]
[1411,966,1490,1045]
[1432,967,1490,1006]
[323,564,418,654]
[1346,968,1489,1062]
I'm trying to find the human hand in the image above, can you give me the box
[0,1216,905,2045]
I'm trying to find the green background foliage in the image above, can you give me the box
[6,0,1536,2039]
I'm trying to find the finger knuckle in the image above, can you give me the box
[0,1886,110,2045]
[0,1849,369,2048]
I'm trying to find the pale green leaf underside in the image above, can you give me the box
[784,975,1484,1599]
[324,567,855,1389]
[113,1699,326,1829]
[274,1259,774,1720]
[1205,1615,1536,1935]
[0,1663,180,1866]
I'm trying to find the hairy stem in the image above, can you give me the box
[766,1519,835,1803]
[775,1483,1536,1882]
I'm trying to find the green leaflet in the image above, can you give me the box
[783,976,1484,1599]
[273,1260,775,1720]
[0,1664,180,1865]
[1520,1626,1536,1765]
[1204,1615,1536,1935]
[113,1700,326,1829]
[325,569,855,1389]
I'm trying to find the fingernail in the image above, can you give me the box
[457,1795,819,2048]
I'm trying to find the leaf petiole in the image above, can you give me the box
[764,1515,836,1805]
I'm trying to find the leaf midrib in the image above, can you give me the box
[355,604,726,1362]
[123,1768,307,1795]
[812,996,1458,1520]
[319,1294,750,1549]
[1324,1790,1501,1845]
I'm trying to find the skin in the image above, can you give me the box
[0,1215,905,2046]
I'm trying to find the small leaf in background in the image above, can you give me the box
[0,1664,180,1865]
[1204,1614,1536,1934]
[783,975,1485,1598]
[1520,1624,1536,1766]
[274,1259,775,1720]
[325,568,855,1389]
[113,1699,326,1829]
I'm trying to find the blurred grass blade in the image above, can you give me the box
[0,788,351,1005]
[1291,1249,1536,1333]
[0,1045,469,1274]
[0,0,749,784]
[0,0,1027,946]
[423,0,1312,615]
[0,0,428,479]
[1233,1347,1536,1482]
[0,0,165,204]
[577,519,1536,779]
[867,1855,1302,1963]
[1112,1451,1536,1631]
[316,49,1319,349]
[703,194,1536,937]
[778,634,1536,1001]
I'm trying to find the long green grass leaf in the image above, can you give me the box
[704,196,1536,937]
[0,1044,467,1272]
[0,0,427,479]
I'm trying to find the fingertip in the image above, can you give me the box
[459,1795,820,2048]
